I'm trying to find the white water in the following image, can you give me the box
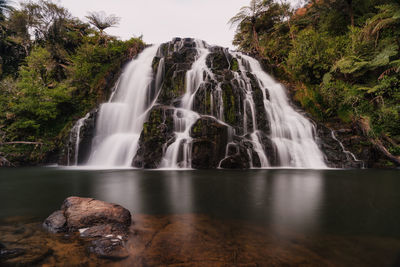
[68,113,90,166]
[160,40,209,168]
[231,58,270,167]
[86,45,160,167]
[331,130,364,168]
[234,53,326,168]
[71,39,328,169]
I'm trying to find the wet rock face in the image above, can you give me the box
[60,109,97,166]
[43,197,131,259]
[156,39,198,106]
[316,124,366,168]
[133,39,277,169]
[133,105,175,168]
[190,117,229,169]
[63,37,366,169]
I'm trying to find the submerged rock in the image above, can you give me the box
[89,237,129,260]
[43,197,132,259]
[0,248,26,260]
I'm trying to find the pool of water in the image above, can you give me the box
[0,168,399,265]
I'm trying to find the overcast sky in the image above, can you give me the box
[57,0,302,48]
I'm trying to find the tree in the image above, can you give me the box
[229,0,269,54]
[85,11,120,42]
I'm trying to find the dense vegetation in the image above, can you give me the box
[231,0,400,166]
[0,0,144,165]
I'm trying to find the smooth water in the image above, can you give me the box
[0,168,398,236]
[1,168,400,265]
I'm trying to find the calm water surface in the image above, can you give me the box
[0,168,399,238]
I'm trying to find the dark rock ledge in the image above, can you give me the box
[43,196,132,260]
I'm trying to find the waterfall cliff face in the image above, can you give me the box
[67,38,330,169]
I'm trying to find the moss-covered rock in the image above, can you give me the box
[132,105,175,168]
[190,116,228,169]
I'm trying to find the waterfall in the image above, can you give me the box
[85,45,160,167]
[69,38,330,169]
[234,53,326,168]
[160,40,209,168]
[67,113,90,166]
[236,53,326,168]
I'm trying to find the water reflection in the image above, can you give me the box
[0,168,400,239]
[86,169,323,234]
[269,170,323,233]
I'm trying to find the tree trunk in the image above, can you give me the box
[346,0,354,27]
[0,141,43,145]
[357,117,400,166]
[252,24,263,55]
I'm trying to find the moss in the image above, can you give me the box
[222,83,236,125]
[152,57,161,73]
[205,90,212,114]
[230,58,239,72]
[192,120,202,135]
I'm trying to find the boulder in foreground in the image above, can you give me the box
[43,196,131,260]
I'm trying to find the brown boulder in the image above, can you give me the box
[42,210,66,233]
[61,196,131,230]
[43,197,132,259]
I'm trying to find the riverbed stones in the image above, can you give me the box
[43,196,132,259]
[43,210,66,233]
[0,247,26,260]
[89,237,129,259]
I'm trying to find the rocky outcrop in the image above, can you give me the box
[316,124,365,168]
[62,37,375,169]
[59,109,97,166]
[133,105,175,168]
[131,39,277,169]
[190,116,229,169]
[155,38,198,106]
[43,197,131,260]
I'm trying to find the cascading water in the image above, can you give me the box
[67,113,90,166]
[160,40,209,168]
[331,130,364,168]
[86,45,161,167]
[69,38,331,169]
[233,53,326,168]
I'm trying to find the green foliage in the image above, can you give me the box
[4,47,73,140]
[287,29,345,84]
[0,0,145,165]
[233,0,400,165]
